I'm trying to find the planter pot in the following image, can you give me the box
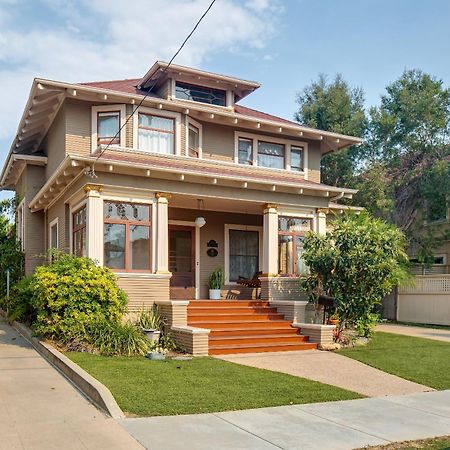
[142,329,161,342]
[146,351,166,361]
[328,319,339,326]
[209,289,221,300]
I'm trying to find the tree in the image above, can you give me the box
[302,212,409,337]
[295,74,368,186]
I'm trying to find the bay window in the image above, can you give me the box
[72,206,86,257]
[258,141,285,169]
[103,202,151,271]
[138,113,175,154]
[278,217,311,275]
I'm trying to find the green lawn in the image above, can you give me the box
[340,332,450,390]
[67,353,361,416]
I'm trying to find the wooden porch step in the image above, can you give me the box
[188,313,284,321]
[209,334,309,346]
[209,341,317,355]
[188,320,292,329]
[187,306,279,314]
[210,327,299,337]
[188,300,270,307]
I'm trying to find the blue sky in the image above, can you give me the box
[1,0,450,201]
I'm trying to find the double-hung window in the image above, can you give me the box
[278,217,311,275]
[290,146,304,171]
[97,112,120,146]
[258,141,285,169]
[138,113,175,154]
[238,138,253,165]
[72,206,87,257]
[49,219,58,249]
[103,202,151,271]
[188,124,200,157]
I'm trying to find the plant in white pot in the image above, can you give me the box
[208,267,224,300]
[137,304,165,342]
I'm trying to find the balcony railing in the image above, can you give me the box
[409,264,450,275]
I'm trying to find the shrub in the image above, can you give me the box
[6,277,36,323]
[30,254,127,338]
[137,304,165,330]
[302,211,409,336]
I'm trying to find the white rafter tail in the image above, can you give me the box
[146,169,151,177]
[243,181,248,188]
[271,185,276,191]
[108,164,114,172]
[256,122,261,129]
[212,178,218,184]
[179,174,185,181]
[299,188,304,194]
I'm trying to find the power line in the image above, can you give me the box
[86,0,217,178]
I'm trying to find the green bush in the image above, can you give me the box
[30,254,127,339]
[6,277,35,323]
[303,211,409,336]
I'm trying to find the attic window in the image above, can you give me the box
[175,81,226,106]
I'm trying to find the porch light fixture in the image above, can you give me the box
[195,199,206,228]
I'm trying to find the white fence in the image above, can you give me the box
[397,275,450,326]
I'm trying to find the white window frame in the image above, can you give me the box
[48,217,59,250]
[224,224,263,285]
[16,199,25,251]
[133,106,182,156]
[69,200,87,254]
[186,117,203,158]
[234,131,309,179]
[91,105,126,153]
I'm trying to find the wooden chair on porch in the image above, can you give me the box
[237,271,262,299]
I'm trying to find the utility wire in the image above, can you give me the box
[87,0,217,178]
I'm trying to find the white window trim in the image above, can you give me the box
[133,106,182,156]
[186,117,203,158]
[48,217,59,250]
[16,199,25,251]
[69,200,87,254]
[91,105,126,153]
[224,224,263,285]
[434,254,447,265]
[169,220,200,299]
[234,131,309,179]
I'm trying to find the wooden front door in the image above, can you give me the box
[169,225,196,299]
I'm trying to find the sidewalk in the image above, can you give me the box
[121,390,450,450]
[218,350,431,397]
[0,318,143,450]
[377,323,450,342]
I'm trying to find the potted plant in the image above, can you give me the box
[137,304,164,342]
[328,313,339,326]
[208,267,224,300]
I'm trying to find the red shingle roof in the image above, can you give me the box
[79,78,297,127]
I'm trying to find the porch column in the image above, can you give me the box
[85,184,104,265]
[316,208,327,234]
[155,192,171,274]
[262,203,279,276]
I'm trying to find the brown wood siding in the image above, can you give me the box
[117,276,170,311]
[156,79,172,100]
[202,122,235,162]
[169,207,262,298]
[47,198,68,252]
[180,113,187,156]
[65,99,91,156]
[125,104,134,148]
[307,142,321,183]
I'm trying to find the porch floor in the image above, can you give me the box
[187,300,316,355]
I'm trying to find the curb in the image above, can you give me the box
[0,311,125,419]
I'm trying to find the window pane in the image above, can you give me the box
[73,228,86,257]
[295,236,309,275]
[238,139,253,165]
[188,125,199,157]
[50,224,58,248]
[291,146,303,171]
[130,225,150,270]
[175,81,226,106]
[139,114,174,132]
[278,217,311,233]
[74,207,86,227]
[98,113,119,144]
[139,128,174,154]
[258,142,285,169]
[278,235,293,274]
[104,223,126,269]
[229,230,259,282]
[104,202,150,222]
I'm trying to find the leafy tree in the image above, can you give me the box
[295,74,368,186]
[302,212,409,337]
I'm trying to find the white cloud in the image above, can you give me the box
[0,0,282,146]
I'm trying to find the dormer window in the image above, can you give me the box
[175,81,226,106]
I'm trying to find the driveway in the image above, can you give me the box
[120,390,450,450]
[377,323,450,342]
[0,318,143,450]
[218,350,431,397]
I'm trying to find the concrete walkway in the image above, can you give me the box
[377,323,450,342]
[218,350,432,397]
[120,390,450,450]
[0,318,143,450]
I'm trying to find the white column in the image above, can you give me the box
[155,192,171,274]
[262,203,279,276]
[316,208,327,234]
[85,184,104,265]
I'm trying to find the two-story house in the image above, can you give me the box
[1,62,362,354]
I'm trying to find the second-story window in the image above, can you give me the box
[97,112,120,146]
[238,138,253,165]
[188,124,200,157]
[175,81,226,106]
[138,113,175,154]
[290,146,303,171]
[258,141,285,169]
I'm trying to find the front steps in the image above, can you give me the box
[187,300,316,355]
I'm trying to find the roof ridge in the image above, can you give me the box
[80,78,141,85]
